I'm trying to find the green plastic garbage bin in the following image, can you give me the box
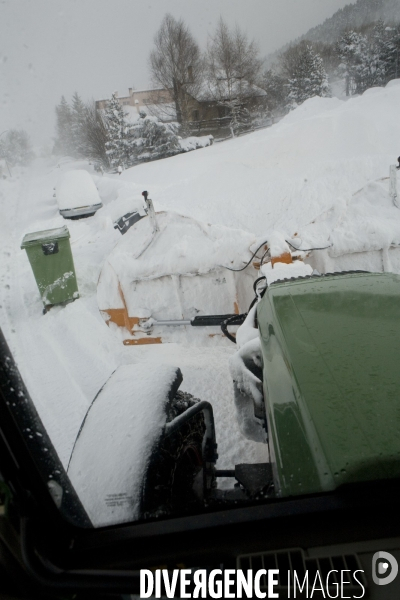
[21,226,79,310]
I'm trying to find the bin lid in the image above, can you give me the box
[21,226,70,249]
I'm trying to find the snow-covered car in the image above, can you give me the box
[56,170,102,219]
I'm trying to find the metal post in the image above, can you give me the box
[142,190,159,234]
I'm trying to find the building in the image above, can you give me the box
[181,79,268,124]
[95,88,174,119]
[96,79,267,131]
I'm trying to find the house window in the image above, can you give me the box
[192,109,200,121]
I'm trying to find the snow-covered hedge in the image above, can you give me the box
[179,135,213,152]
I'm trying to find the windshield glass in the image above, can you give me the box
[1,0,400,529]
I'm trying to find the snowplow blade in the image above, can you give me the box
[97,211,259,345]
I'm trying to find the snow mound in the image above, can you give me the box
[386,78,400,88]
[261,261,313,285]
[67,362,178,526]
[180,135,214,152]
[116,81,400,239]
[103,211,256,282]
[280,96,343,125]
[56,170,101,210]
[329,180,400,257]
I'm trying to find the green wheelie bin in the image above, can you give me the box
[21,226,79,311]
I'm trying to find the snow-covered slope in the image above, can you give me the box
[116,81,400,251]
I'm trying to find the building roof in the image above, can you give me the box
[185,78,267,103]
[96,88,168,104]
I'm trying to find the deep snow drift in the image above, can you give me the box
[1,80,400,524]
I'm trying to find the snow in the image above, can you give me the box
[229,337,266,444]
[266,231,291,258]
[56,169,102,210]
[261,261,313,285]
[102,211,256,281]
[67,362,178,527]
[179,135,214,152]
[235,305,259,349]
[20,225,70,246]
[2,79,400,525]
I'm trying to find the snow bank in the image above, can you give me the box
[11,297,122,467]
[94,175,146,217]
[102,211,256,281]
[117,80,400,243]
[180,135,214,152]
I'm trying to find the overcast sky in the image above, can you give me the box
[0,0,356,147]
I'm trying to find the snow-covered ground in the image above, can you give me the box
[1,80,400,524]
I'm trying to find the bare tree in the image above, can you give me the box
[205,18,263,134]
[82,101,110,167]
[149,14,204,124]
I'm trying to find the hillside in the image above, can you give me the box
[304,0,400,44]
[266,0,400,65]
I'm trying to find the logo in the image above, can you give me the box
[372,551,398,586]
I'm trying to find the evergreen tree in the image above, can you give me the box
[336,31,369,94]
[130,111,181,162]
[379,23,400,82]
[70,92,87,158]
[286,45,330,108]
[104,94,130,168]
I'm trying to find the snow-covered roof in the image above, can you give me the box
[96,87,167,103]
[123,103,177,123]
[185,78,267,102]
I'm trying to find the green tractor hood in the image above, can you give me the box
[257,272,400,497]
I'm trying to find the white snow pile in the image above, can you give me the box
[102,210,256,282]
[93,176,147,222]
[229,335,266,444]
[180,135,214,152]
[328,180,400,256]
[261,261,313,285]
[67,362,178,527]
[56,170,101,210]
[118,79,400,249]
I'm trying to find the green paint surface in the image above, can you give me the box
[21,226,79,306]
[258,272,400,496]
